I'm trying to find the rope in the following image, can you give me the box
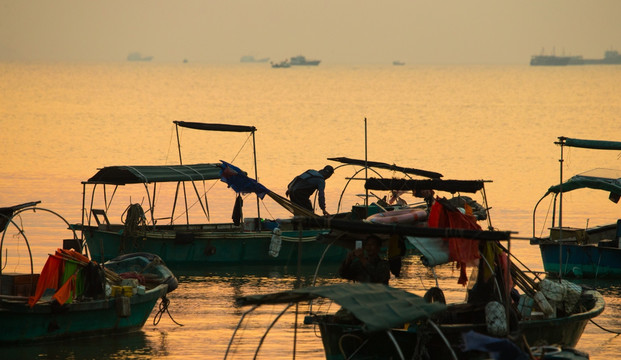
[153,295,184,326]
[589,319,621,335]
[122,204,146,233]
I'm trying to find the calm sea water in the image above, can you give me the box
[1,62,621,359]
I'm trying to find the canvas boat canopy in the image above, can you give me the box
[84,163,223,185]
[235,283,446,333]
[560,137,621,151]
[328,157,443,179]
[174,121,256,133]
[0,201,41,232]
[365,178,487,194]
[546,168,621,196]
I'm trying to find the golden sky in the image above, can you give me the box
[1,0,620,64]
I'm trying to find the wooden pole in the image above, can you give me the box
[364,118,369,216]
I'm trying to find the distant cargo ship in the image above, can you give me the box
[530,49,621,66]
[290,55,320,66]
[530,55,571,66]
[569,50,621,65]
[127,52,153,61]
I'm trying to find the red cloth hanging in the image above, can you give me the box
[428,198,481,285]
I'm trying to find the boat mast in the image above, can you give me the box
[251,129,260,220]
[364,118,369,214]
[557,136,565,280]
[174,124,191,225]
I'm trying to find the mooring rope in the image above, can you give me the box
[153,295,184,326]
[589,319,621,335]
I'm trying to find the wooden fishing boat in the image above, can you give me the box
[531,137,621,278]
[103,252,179,294]
[0,201,175,344]
[230,218,604,359]
[317,157,492,276]
[72,121,346,269]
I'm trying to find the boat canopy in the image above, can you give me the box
[560,137,621,150]
[174,121,256,133]
[235,283,446,333]
[365,178,486,194]
[328,157,443,179]
[0,201,41,232]
[546,168,621,196]
[84,163,223,185]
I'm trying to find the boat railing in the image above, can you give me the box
[0,202,79,298]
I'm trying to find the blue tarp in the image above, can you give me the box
[462,331,529,360]
[219,161,270,199]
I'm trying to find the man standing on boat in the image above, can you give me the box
[286,165,334,215]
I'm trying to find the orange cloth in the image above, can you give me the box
[28,248,88,307]
[28,254,64,307]
[53,274,76,305]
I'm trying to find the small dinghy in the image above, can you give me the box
[104,252,178,293]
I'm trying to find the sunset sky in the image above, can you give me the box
[1,0,620,64]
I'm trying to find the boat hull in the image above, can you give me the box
[291,60,320,66]
[0,284,167,344]
[78,225,347,267]
[315,290,604,359]
[530,55,571,66]
[539,243,621,278]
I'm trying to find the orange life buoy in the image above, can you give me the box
[366,209,428,224]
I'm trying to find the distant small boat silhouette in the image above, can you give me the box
[393,61,405,66]
[271,60,291,68]
[241,55,270,63]
[127,52,153,61]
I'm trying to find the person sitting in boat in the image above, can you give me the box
[286,165,334,215]
[339,235,391,285]
[414,189,435,210]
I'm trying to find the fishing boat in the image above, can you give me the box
[103,252,179,294]
[531,137,621,278]
[318,156,491,277]
[230,219,603,359]
[0,201,175,344]
[271,60,291,68]
[290,55,321,66]
[72,121,346,269]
